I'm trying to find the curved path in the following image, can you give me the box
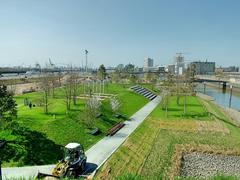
[2,96,162,179]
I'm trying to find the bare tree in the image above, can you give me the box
[57,72,62,86]
[50,76,58,98]
[72,73,80,105]
[129,74,137,84]
[161,92,170,118]
[83,96,101,128]
[40,73,51,114]
[182,64,196,115]
[110,70,121,83]
[64,75,73,112]
[110,97,121,114]
[7,79,17,95]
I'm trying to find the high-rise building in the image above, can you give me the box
[175,54,185,75]
[144,58,154,70]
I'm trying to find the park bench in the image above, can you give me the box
[107,122,125,136]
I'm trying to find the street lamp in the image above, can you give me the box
[85,50,88,73]
[229,85,233,108]
[203,82,206,94]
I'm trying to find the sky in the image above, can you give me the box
[0,0,240,68]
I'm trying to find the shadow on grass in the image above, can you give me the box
[179,103,202,107]
[100,115,117,125]
[210,112,239,128]
[167,108,182,112]
[181,112,210,119]
[2,124,63,166]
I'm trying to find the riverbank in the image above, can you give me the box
[96,95,240,179]
[196,92,215,101]
[197,92,240,127]
[205,82,240,95]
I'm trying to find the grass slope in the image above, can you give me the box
[96,95,240,180]
[1,83,148,167]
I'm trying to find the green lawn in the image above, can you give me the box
[96,95,240,180]
[153,95,210,120]
[1,83,148,167]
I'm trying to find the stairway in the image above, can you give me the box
[130,85,157,100]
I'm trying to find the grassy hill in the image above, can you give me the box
[1,83,148,167]
[96,95,240,180]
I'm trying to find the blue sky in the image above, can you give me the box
[0,0,239,68]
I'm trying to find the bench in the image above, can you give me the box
[107,122,125,136]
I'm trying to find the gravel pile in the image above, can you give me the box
[180,152,240,178]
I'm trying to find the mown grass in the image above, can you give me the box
[153,96,210,120]
[95,95,240,180]
[1,83,148,167]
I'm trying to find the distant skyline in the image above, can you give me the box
[0,0,240,68]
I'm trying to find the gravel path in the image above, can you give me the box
[181,152,240,178]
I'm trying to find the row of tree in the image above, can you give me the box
[161,65,196,117]
[39,72,81,114]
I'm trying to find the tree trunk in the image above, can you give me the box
[184,95,187,115]
[52,86,55,98]
[177,95,180,106]
[44,91,48,114]
[73,95,77,105]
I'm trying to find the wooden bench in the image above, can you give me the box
[107,122,125,136]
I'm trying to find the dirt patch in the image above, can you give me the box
[7,82,40,95]
[159,120,229,134]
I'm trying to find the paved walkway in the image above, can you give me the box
[2,96,162,179]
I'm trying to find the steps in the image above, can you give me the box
[130,85,157,101]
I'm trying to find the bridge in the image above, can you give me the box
[0,68,84,75]
[194,75,229,90]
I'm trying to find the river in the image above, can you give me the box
[196,83,240,111]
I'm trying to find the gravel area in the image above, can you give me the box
[180,152,240,178]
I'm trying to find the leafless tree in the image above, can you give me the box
[161,91,170,118]
[72,73,80,105]
[83,96,101,128]
[50,76,58,98]
[7,79,17,95]
[57,72,62,86]
[110,71,121,83]
[40,73,51,114]
[64,75,73,111]
[110,97,121,114]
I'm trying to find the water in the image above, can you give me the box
[196,83,240,111]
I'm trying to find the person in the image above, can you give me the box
[26,98,29,106]
[29,102,32,109]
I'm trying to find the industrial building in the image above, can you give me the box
[190,61,215,75]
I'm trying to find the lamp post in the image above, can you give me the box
[229,85,233,108]
[85,50,88,73]
[203,82,206,94]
